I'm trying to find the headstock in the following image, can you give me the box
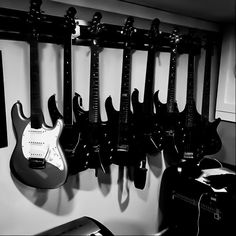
[27,0,42,40]
[89,12,102,38]
[169,29,181,53]
[63,7,77,35]
[182,33,201,55]
[122,16,134,47]
[148,18,160,49]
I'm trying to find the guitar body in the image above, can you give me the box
[174,104,203,161]
[196,35,222,158]
[73,94,112,172]
[10,101,68,189]
[48,95,87,173]
[154,90,179,130]
[132,89,165,155]
[105,96,138,166]
[153,90,181,164]
[196,117,222,159]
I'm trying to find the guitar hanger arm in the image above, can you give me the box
[0,5,209,53]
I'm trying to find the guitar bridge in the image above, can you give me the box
[183,152,194,159]
[117,144,129,152]
[29,158,46,169]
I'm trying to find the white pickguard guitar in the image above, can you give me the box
[10,0,68,189]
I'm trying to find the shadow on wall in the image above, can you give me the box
[10,151,164,215]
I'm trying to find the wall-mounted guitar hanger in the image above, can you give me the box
[0,3,208,54]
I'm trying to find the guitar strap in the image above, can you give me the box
[0,50,8,148]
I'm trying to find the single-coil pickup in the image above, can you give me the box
[29,150,46,159]
[28,141,45,145]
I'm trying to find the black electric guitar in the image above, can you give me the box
[196,35,222,157]
[10,0,68,189]
[153,29,181,164]
[154,29,180,132]
[131,18,165,155]
[48,7,87,174]
[174,45,203,163]
[73,12,111,173]
[105,16,137,167]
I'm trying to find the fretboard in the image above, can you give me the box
[63,34,73,125]
[89,43,100,123]
[167,48,177,113]
[30,39,43,128]
[119,47,132,124]
[143,48,156,115]
[201,44,212,120]
[185,53,195,128]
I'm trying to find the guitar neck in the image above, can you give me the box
[63,34,73,125]
[185,53,195,127]
[143,48,156,113]
[201,43,212,120]
[119,47,132,124]
[89,43,100,124]
[167,49,177,113]
[30,39,43,128]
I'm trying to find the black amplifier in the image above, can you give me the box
[169,187,235,236]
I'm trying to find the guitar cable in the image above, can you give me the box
[196,192,208,236]
[198,156,223,168]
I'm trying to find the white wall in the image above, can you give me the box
[0,0,221,235]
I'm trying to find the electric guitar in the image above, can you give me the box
[196,35,222,157]
[132,18,165,155]
[174,41,203,163]
[153,29,182,164]
[48,7,87,174]
[105,16,138,167]
[73,12,112,173]
[10,0,68,189]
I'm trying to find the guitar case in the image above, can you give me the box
[35,216,114,236]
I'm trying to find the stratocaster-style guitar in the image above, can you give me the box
[73,12,111,173]
[153,29,181,164]
[132,18,165,156]
[48,7,87,174]
[196,35,222,158]
[105,16,138,167]
[10,0,68,189]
